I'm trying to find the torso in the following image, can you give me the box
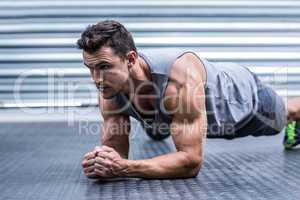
[124,52,207,121]
[113,49,258,138]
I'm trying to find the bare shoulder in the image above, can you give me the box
[163,52,207,118]
[169,52,206,85]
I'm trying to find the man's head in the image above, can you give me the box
[77,20,137,99]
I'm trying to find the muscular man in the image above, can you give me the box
[77,20,299,179]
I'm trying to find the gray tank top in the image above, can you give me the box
[115,49,259,138]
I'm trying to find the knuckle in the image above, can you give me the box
[95,163,101,168]
[94,170,100,176]
[86,152,91,157]
[95,157,100,162]
[95,159,102,165]
[105,160,112,166]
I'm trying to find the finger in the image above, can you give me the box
[95,161,112,169]
[94,168,105,177]
[95,157,107,166]
[82,158,95,168]
[95,148,104,155]
[94,168,112,178]
[94,163,113,176]
[95,146,110,154]
[101,146,120,158]
[102,145,114,152]
[83,165,95,174]
[83,151,96,159]
[83,151,94,159]
[97,151,114,160]
[86,171,99,179]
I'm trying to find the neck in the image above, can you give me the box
[123,55,153,96]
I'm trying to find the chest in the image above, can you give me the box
[130,91,158,119]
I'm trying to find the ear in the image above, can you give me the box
[126,51,137,67]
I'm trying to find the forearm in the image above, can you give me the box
[123,151,202,179]
[100,118,130,159]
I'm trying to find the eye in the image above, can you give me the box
[96,64,110,70]
[102,65,110,69]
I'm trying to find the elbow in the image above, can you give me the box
[188,164,202,178]
[184,154,203,178]
[187,162,202,178]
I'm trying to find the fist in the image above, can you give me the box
[82,150,98,179]
[94,146,129,177]
[82,147,116,179]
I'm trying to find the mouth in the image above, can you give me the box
[97,85,110,92]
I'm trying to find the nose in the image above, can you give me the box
[92,69,103,85]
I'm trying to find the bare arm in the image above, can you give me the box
[125,114,206,179]
[96,92,207,179]
[123,53,207,178]
[99,95,131,159]
[82,95,130,179]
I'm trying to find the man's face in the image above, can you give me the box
[83,47,130,99]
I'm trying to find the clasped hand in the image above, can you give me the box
[82,146,128,179]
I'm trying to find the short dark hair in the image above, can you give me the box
[77,20,137,59]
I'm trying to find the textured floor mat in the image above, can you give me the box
[0,121,300,200]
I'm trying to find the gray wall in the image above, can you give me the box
[0,0,300,109]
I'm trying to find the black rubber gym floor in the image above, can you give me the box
[0,121,300,200]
